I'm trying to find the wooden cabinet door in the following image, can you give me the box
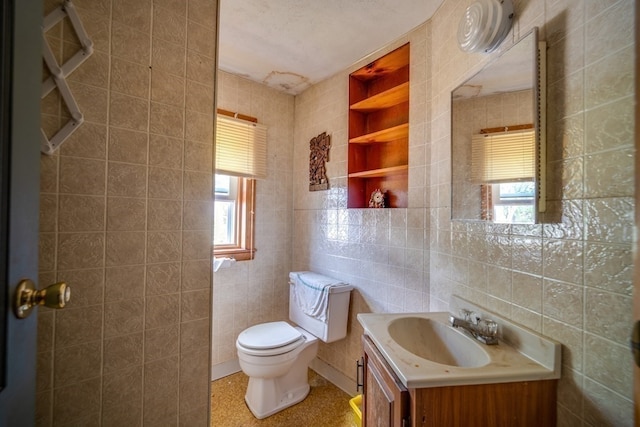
[363,335,410,427]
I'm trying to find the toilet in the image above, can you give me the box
[236,271,353,419]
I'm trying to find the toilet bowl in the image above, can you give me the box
[236,323,319,419]
[235,271,352,419]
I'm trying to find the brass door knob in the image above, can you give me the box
[14,279,71,319]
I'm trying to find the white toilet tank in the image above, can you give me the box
[288,272,353,343]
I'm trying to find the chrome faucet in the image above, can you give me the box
[449,309,499,345]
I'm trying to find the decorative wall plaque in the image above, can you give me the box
[309,132,331,191]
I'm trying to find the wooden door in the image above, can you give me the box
[363,335,410,427]
[0,0,43,424]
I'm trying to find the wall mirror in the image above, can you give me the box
[451,27,546,224]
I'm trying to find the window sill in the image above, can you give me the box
[213,248,255,262]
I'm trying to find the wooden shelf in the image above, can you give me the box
[350,44,410,81]
[348,165,408,178]
[349,123,409,144]
[348,43,410,209]
[349,82,409,112]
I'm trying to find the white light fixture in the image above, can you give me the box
[457,0,514,54]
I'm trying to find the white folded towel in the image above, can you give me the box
[291,271,345,322]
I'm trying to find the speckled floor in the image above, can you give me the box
[211,370,358,427]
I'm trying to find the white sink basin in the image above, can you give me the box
[387,317,490,367]
[357,297,561,388]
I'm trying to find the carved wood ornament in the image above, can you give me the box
[309,132,331,191]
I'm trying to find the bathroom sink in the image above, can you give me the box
[387,317,489,367]
[357,296,561,388]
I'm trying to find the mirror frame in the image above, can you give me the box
[450,27,546,224]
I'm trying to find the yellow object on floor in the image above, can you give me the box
[349,394,362,427]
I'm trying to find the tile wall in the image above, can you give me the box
[291,0,634,425]
[211,71,295,370]
[37,0,217,425]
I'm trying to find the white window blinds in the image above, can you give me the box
[215,115,268,179]
[470,128,535,183]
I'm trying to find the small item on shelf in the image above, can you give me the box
[369,189,385,208]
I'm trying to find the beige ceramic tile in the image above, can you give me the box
[149,134,184,169]
[148,199,182,230]
[107,162,147,198]
[583,333,632,398]
[59,156,105,196]
[102,332,143,374]
[54,341,102,387]
[148,167,183,199]
[67,81,109,124]
[105,265,146,302]
[181,260,211,291]
[55,305,103,347]
[585,45,633,110]
[152,39,186,76]
[584,242,633,295]
[145,293,180,329]
[109,92,149,132]
[183,171,212,200]
[58,195,105,232]
[151,69,185,107]
[146,262,181,295]
[583,377,633,427]
[186,50,215,86]
[52,378,102,425]
[110,57,151,99]
[144,324,180,362]
[150,101,185,138]
[59,122,107,159]
[185,80,214,115]
[182,230,212,260]
[57,232,104,270]
[154,0,187,16]
[584,288,631,345]
[146,231,182,263]
[59,268,104,308]
[111,21,151,65]
[178,349,209,413]
[107,197,146,231]
[188,0,217,27]
[113,0,152,32]
[104,298,144,338]
[153,6,186,45]
[105,231,146,266]
[101,366,143,427]
[183,200,211,230]
[543,279,583,327]
[181,289,210,322]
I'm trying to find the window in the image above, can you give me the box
[213,174,255,260]
[213,110,266,261]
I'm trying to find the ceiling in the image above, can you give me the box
[218,0,445,95]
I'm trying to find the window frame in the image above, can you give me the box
[213,175,256,261]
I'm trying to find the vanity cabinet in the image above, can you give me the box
[362,335,410,427]
[362,335,558,427]
[348,43,409,208]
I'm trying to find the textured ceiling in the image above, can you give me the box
[218,0,444,95]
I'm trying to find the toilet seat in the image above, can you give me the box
[237,321,306,356]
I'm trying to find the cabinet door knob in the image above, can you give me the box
[14,279,71,319]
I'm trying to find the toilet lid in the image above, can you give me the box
[237,321,303,350]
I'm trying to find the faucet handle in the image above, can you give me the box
[481,319,498,337]
[459,308,473,321]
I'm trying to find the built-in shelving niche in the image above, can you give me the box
[348,43,409,208]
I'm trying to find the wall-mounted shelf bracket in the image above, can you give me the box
[40,0,93,155]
